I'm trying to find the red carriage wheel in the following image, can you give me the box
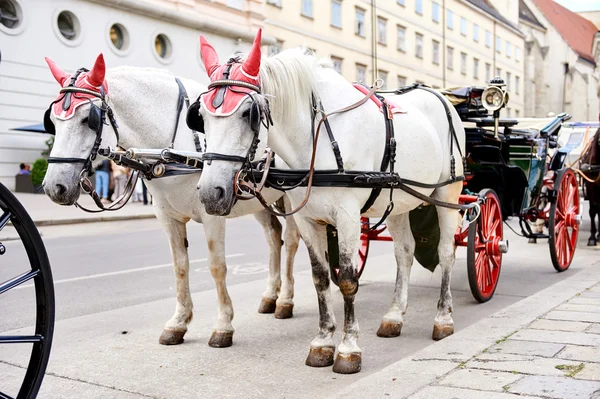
[549,168,580,272]
[330,217,371,287]
[467,189,504,303]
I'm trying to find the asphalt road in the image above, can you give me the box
[1,213,599,398]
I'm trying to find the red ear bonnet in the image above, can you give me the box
[200,35,221,78]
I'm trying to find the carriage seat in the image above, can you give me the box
[440,86,484,106]
[353,84,405,115]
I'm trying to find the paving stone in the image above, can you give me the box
[587,324,600,335]
[511,329,600,346]
[409,386,538,399]
[508,375,600,398]
[574,363,600,381]
[467,352,581,377]
[569,297,600,306]
[556,303,600,313]
[590,284,600,293]
[545,310,600,323]
[581,291,600,299]
[488,339,565,357]
[438,369,522,391]
[557,345,600,363]
[529,318,590,332]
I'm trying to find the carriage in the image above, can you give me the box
[336,79,581,303]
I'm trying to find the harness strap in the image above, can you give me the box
[313,97,344,172]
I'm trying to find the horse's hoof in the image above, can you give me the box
[159,329,185,345]
[208,331,233,348]
[587,239,597,247]
[305,346,335,367]
[274,304,294,319]
[432,324,454,341]
[376,320,402,337]
[332,352,362,374]
[258,298,277,314]
[528,238,537,244]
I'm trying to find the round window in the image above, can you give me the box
[154,34,172,59]
[0,0,21,29]
[57,11,80,41]
[109,23,129,51]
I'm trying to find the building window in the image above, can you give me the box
[473,24,479,42]
[507,107,511,118]
[496,67,501,78]
[516,47,521,61]
[269,39,283,56]
[515,109,520,118]
[496,36,501,53]
[57,11,80,41]
[515,76,520,94]
[302,0,313,17]
[473,58,479,79]
[154,34,172,59]
[267,0,282,6]
[378,69,388,89]
[331,56,343,74]
[447,46,453,70]
[415,33,423,58]
[109,23,129,51]
[355,8,365,37]
[485,63,491,82]
[485,30,491,48]
[506,41,511,57]
[460,52,467,74]
[226,0,244,9]
[398,75,407,87]
[397,0,405,5]
[447,10,453,29]
[506,71,511,91]
[0,0,21,29]
[432,2,439,22]
[377,17,387,45]
[331,0,342,28]
[356,63,366,83]
[460,17,467,35]
[415,0,423,15]
[396,25,405,51]
[432,40,440,64]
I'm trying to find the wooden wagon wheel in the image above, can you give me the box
[549,168,580,272]
[329,217,370,287]
[467,189,504,303]
[0,183,55,399]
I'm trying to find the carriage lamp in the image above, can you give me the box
[482,77,509,138]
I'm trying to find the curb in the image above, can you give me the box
[33,213,156,227]
[328,263,600,399]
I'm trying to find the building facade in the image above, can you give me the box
[264,0,525,116]
[0,0,273,190]
[519,0,600,120]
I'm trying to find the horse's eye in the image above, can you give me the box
[241,109,250,119]
[81,117,88,125]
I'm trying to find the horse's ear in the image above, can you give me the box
[242,28,262,78]
[45,57,70,86]
[87,54,106,87]
[200,35,220,77]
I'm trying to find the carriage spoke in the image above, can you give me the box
[0,390,15,399]
[488,219,500,237]
[490,254,501,271]
[484,256,493,288]
[0,335,43,344]
[0,211,11,231]
[0,270,39,295]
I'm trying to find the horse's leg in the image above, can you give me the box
[295,217,337,368]
[331,212,362,374]
[275,198,301,318]
[589,204,597,246]
[253,210,283,314]
[377,213,415,338]
[203,216,235,347]
[157,212,193,345]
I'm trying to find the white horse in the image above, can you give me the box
[42,54,301,348]
[195,29,466,374]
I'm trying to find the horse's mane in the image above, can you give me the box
[258,48,323,123]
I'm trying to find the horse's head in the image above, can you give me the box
[43,54,115,205]
[191,29,270,216]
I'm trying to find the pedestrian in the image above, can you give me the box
[111,160,129,201]
[18,163,30,175]
[95,159,111,204]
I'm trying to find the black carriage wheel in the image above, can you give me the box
[467,189,503,303]
[0,183,55,399]
[330,217,370,287]
[549,168,580,272]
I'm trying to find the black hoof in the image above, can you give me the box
[305,346,335,367]
[159,329,186,345]
[332,352,362,374]
[588,239,597,247]
[528,238,537,244]
[208,331,233,348]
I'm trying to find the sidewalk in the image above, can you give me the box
[331,264,600,399]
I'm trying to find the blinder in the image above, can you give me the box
[43,107,55,135]
[186,100,204,133]
[43,98,104,136]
